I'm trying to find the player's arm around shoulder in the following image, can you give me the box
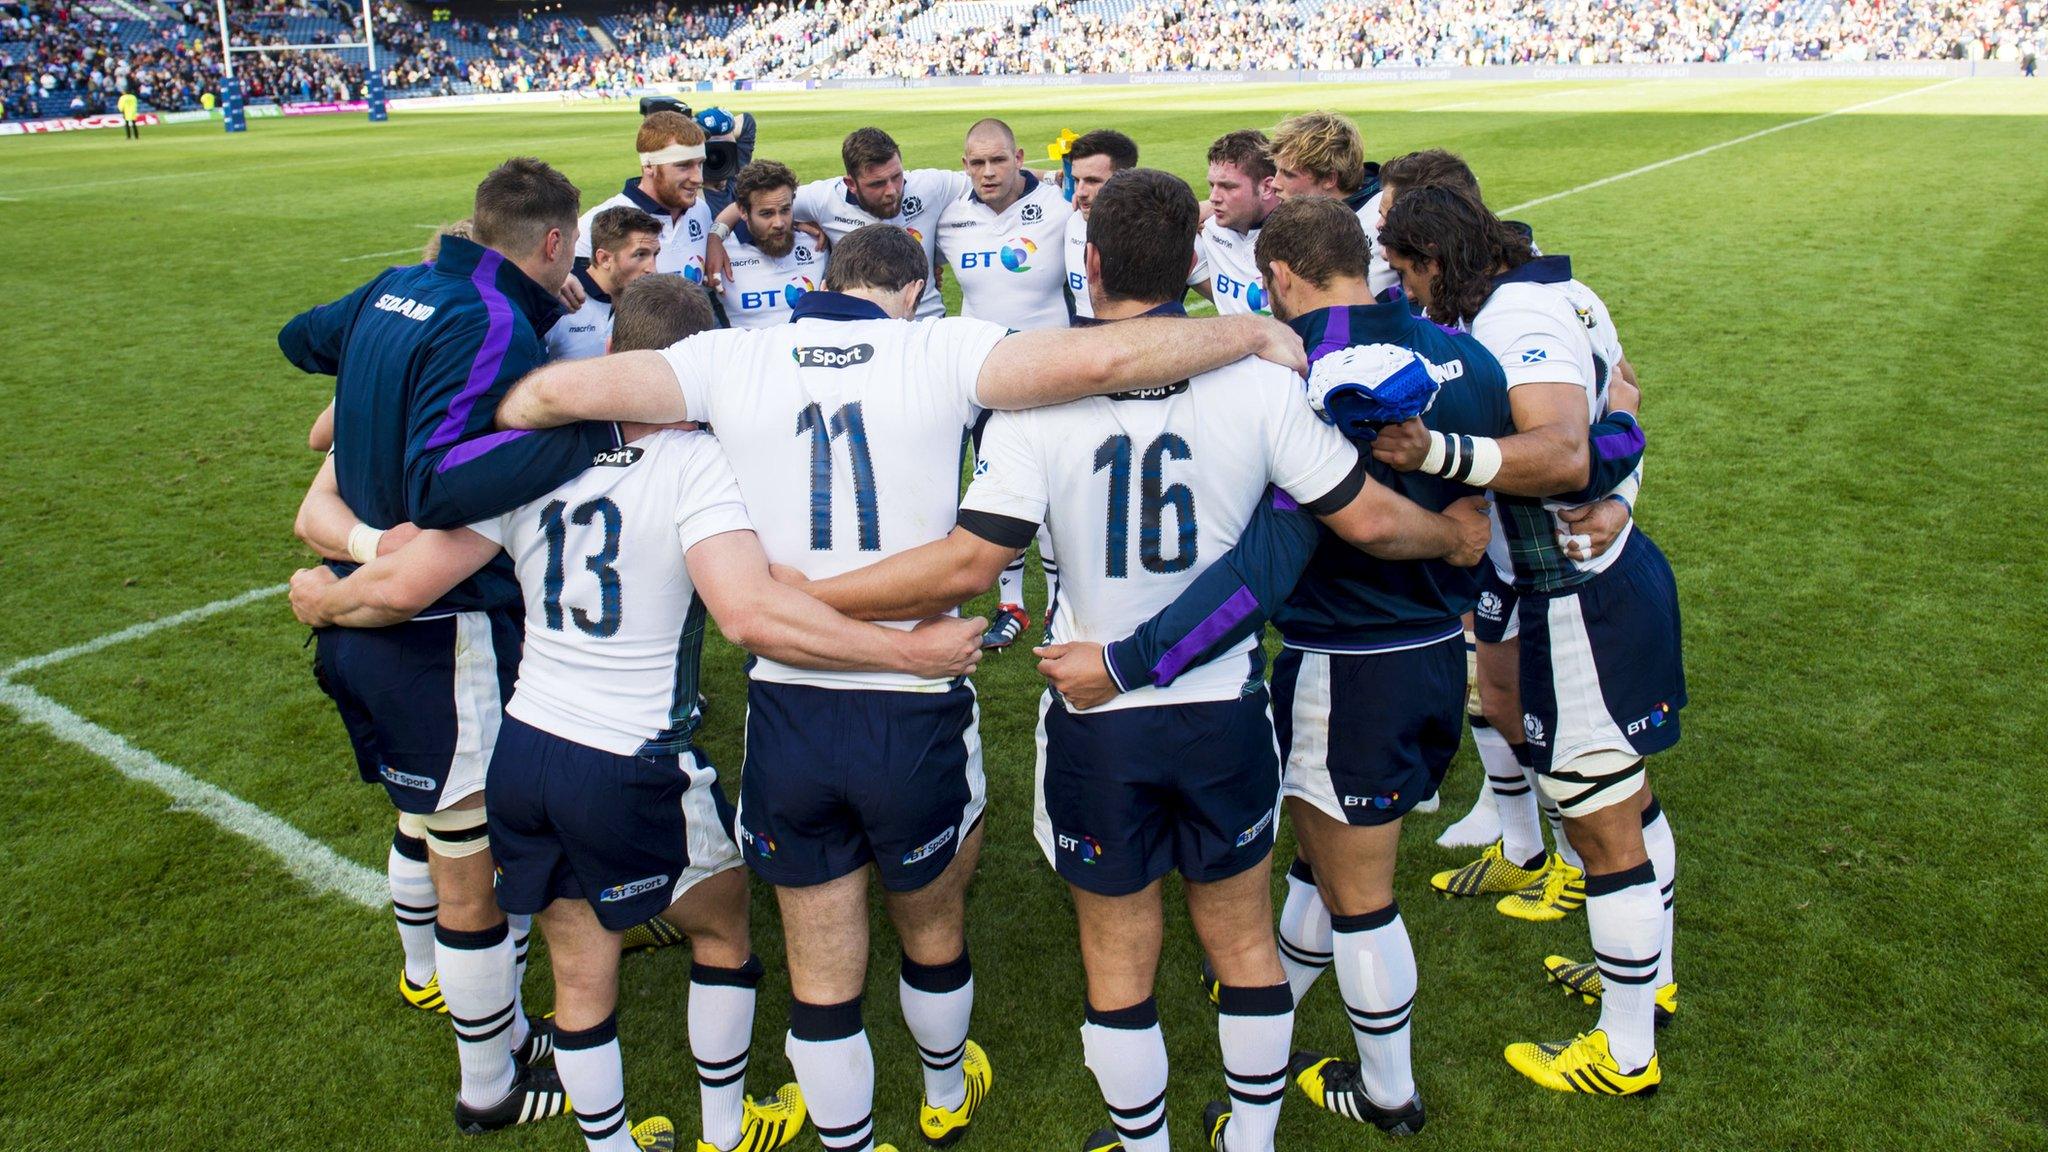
[972,312,1306,411]
[497,329,723,431]
[289,527,501,630]
[685,529,985,680]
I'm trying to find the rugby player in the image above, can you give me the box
[714,127,967,320]
[289,278,985,1152]
[775,176,1488,1152]
[719,161,829,330]
[1375,149,1647,920]
[494,223,1319,1152]
[279,157,624,1132]
[1266,111,1398,301]
[549,206,662,361]
[1378,185,1684,1096]
[937,117,1076,651]
[576,111,718,284]
[1061,130,1140,322]
[1189,130,1281,316]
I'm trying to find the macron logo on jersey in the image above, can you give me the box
[794,344,874,369]
[373,294,436,322]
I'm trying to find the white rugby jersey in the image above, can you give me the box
[471,430,753,756]
[1191,217,1269,316]
[1473,274,1633,581]
[1357,190,1401,300]
[721,222,828,330]
[793,169,970,320]
[544,269,613,361]
[660,294,1008,691]
[1064,210,1093,321]
[963,329,1361,713]
[577,179,715,283]
[936,173,1073,331]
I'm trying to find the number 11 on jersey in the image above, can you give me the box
[797,400,881,551]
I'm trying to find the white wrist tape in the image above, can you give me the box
[1422,431,1502,488]
[638,142,706,166]
[346,522,384,565]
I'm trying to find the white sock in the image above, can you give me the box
[1438,728,1502,848]
[1276,857,1332,1005]
[785,997,875,1152]
[1215,983,1293,1152]
[1081,999,1169,1152]
[1477,727,1543,868]
[691,957,763,1151]
[507,912,532,1052]
[1642,799,1677,988]
[899,950,974,1111]
[1541,796,1584,869]
[436,919,518,1107]
[1584,860,1662,1071]
[1331,903,1417,1110]
[555,1015,636,1152]
[997,557,1025,609]
[387,830,438,986]
[1039,555,1059,620]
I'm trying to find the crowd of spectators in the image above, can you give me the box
[3,0,2039,120]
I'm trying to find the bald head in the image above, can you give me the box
[963,117,1028,212]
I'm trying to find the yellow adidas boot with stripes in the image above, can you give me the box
[1542,956,1678,1027]
[696,1083,806,1152]
[1429,841,1555,898]
[631,1116,677,1151]
[919,1040,992,1146]
[399,970,447,1013]
[1504,1029,1660,1095]
[1496,858,1586,921]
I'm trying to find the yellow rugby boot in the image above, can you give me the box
[1541,956,1677,1027]
[1504,1029,1660,1096]
[697,1082,806,1152]
[399,969,447,1013]
[1496,859,1586,922]
[631,1116,677,1151]
[1429,841,1553,898]
[919,1040,991,1146]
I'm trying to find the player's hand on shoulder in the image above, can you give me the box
[376,522,421,557]
[902,615,985,680]
[796,221,828,249]
[1443,495,1492,568]
[1370,417,1432,472]
[1607,371,1641,418]
[557,276,587,311]
[1556,498,1631,562]
[289,566,340,627]
[1034,641,1116,711]
[702,234,731,291]
[1249,316,1307,376]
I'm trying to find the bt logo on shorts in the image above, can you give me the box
[1215,273,1268,314]
[598,874,669,903]
[959,237,1037,272]
[1234,806,1276,848]
[740,827,778,860]
[378,765,437,791]
[1342,792,1400,810]
[902,826,956,866]
[1057,832,1104,863]
[1522,714,1548,747]
[1626,702,1673,737]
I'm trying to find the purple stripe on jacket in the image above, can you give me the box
[1308,306,1352,365]
[426,248,515,450]
[1151,585,1260,687]
[436,428,532,473]
[1593,419,1645,460]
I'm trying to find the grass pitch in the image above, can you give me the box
[2,78,2045,1151]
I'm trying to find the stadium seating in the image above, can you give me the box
[2,0,2039,117]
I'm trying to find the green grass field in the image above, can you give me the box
[3,77,2046,1151]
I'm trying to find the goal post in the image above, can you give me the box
[214,0,386,133]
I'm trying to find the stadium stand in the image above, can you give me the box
[3,0,2040,118]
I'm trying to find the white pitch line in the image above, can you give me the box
[3,584,288,680]
[1501,77,1965,214]
[0,678,384,909]
[340,246,423,263]
[1417,85,1607,113]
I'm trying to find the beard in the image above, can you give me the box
[753,222,795,258]
[855,189,901,219]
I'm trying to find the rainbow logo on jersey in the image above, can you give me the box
[682,255,706,284]
[783,275,817,307]
[1000,236,1037,273]
[1245,279,1268,314]
[903,226,924,245]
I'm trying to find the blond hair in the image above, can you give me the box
[421,217,474,262]
[1270,110,1366,194]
